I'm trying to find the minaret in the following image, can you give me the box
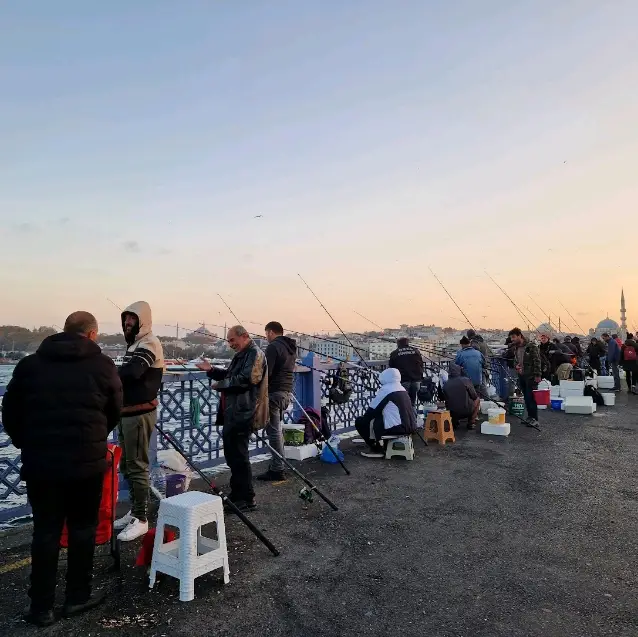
[620,289,627,339]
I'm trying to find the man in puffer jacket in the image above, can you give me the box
[114,301,165,542]
[354,368,417,458]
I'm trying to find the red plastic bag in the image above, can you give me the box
[60,444,122,548]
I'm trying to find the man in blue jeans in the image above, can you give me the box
[259,321,297,481]
[602,333,621,391]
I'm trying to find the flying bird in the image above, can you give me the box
[254,215,263,218]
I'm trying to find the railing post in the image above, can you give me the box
[293,353,321,420]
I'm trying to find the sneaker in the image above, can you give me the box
[23,609,55,627]
[467,422,476,431]
[360,451,384,459]
[117,517,148,542]
[526,418,539,428]
[224,499,257,515]
[256,469,286,482]
[114,510,133,531]
[62,591,107,618]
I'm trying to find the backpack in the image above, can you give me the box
[584,385,604,406]
[624,346,637,361]
[295,406,331,443]
[328,364,352,404]
[417,377,437,404]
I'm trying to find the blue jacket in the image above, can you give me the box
[454,347,485,386]
[606,338,620,363]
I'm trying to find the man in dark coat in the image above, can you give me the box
[197,326,268,511]
[2,312,122,626]
[388,337,423,406]
[442,364,480,430]
[259,321,297,481]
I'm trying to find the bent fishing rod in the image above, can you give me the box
[212,297,351,477]
[428,267,477,330]
[558,300,586,335]
[298,275,429,448]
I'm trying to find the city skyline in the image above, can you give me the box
[1,2,637,333]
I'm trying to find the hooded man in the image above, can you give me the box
[586,337,606,375]
[442,363,480,430]
[114,301,165,542]
[197,326,268,512]
[2,312,122,626]
[354,368,417,458]
[388,337,423,406]
[258,321,297,482]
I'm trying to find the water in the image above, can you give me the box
[0,365,15,386]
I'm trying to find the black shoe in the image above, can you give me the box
[23,609,56,627]
[224,499,257,514]
[467,422,476,431]
[62,591,107,618]
[256,469,286,482]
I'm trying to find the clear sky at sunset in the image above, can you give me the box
[1,1,637,337]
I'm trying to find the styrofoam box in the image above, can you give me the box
[284,443,320,461]
[481,422,511,436]
[564,396,595,415]
[538,405,548,409]
[560,380,585,398]
[598,376,615,389]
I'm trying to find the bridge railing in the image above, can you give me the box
[0,354,510,523]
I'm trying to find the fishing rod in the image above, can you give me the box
[558,300,586,335]
[428,268,476,329]
[209,300,352,477]
[527,296,562,335]
[112,302,339,512]
[298,274,429,448]
[484,272,538,332]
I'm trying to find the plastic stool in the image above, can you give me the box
[149,491,229,602]
[381,435,414,461]
[425,410,455,445]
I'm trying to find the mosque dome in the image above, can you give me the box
[596,318,619,330]
[536,322,553,333]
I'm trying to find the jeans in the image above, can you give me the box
[222,423,254,502]
[118,411,156,521]
[27,474,103,612]
[610,362,621,389]
[518,375,538,421]
[401,381,421,407]
[267,391,290,472]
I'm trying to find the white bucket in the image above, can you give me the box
[602,392,616,406]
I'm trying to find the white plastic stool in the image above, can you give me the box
[149,491,229,602]
[381,435,414,461]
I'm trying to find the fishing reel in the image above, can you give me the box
[299,487,314,504]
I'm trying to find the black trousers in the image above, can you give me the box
[518,375,538,420]
[401,381,421,407]
[26,474,102,612]
[624,361,638,391]
[355,417,406,450]
[222,424,255,502]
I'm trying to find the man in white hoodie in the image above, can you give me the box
[354,368,417,458]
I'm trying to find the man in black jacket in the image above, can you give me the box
[388,338,423,406]
[258,321,297,481]
[2,312,122,627]
[442,363,480,430]
[197,326,268,512]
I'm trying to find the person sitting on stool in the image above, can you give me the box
[442,363,480,430]
[354,368,417,458]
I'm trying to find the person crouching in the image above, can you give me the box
[354,368,417,458]
[442,363,480,430]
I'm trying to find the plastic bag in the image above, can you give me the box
[320,435,344,464]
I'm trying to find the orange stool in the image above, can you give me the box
[425,410,455,445]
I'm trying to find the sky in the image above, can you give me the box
[1,1,637,337]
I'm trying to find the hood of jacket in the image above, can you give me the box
[36,332,102,362]
[275,335,297,355]
[448,363,462,378]
[371,367,405,408]
[122,301,153,343]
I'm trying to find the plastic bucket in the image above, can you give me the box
[283,425,305,446]
[166,473,187,497]
[533,389,551,406]
[602,392,616,406]
[508,396,525,418]
[488,408,506,424]
[550,398,563,410]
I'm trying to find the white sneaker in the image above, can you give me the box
[117,517,149,542]
[114,510,133,531]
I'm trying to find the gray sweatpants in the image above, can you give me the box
[267,392,291,472]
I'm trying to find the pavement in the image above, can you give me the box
[1,394,637,637]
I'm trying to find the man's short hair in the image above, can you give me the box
[467,329,476,339]
[508,327,523,338]
[612,334,618,339]
[228,325,249,338]
[265,321,284,335]
[64,311,98,335]
[397,337,409,347]
[460,336,470,345]
[601,333,610,338]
